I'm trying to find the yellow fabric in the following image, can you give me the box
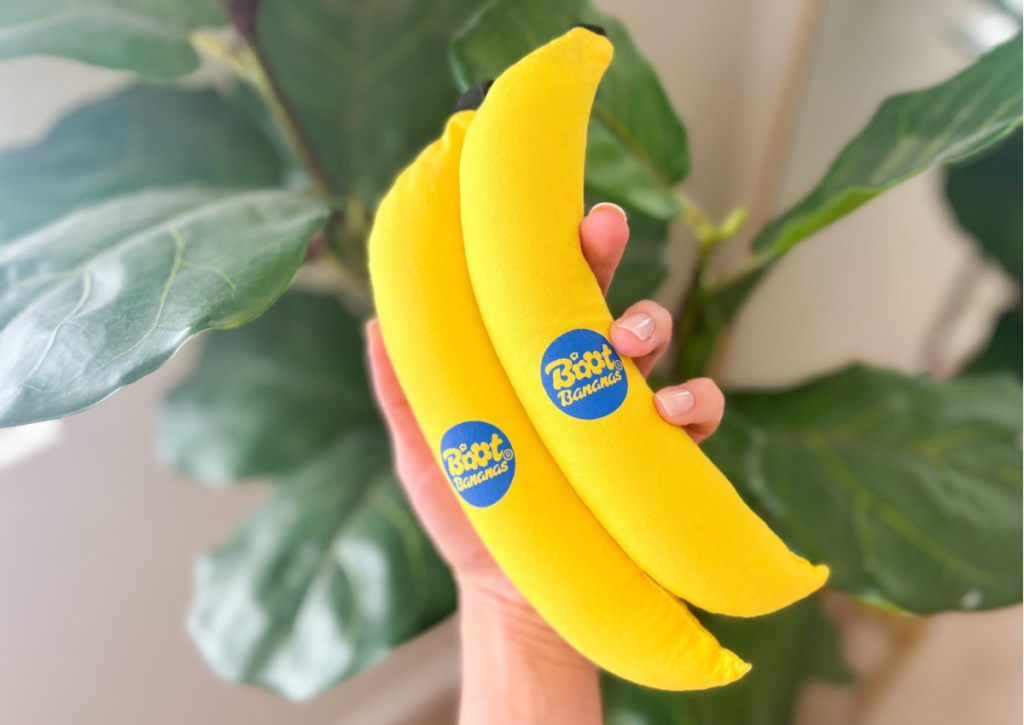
[460,28,828,617]
[369,112,749,690]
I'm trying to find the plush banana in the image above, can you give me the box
[369,111,749,689]
[460,27,828,617]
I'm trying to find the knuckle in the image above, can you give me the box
[694,378,724,405]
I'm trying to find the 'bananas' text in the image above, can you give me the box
[543,344,624,408]
[442,433,515,491]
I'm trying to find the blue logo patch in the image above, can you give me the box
[540,328,628,420]
[439,421,516,507]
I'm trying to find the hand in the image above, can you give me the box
[365,202,727,723]
[366,201,726,600]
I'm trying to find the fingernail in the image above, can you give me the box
[614,312,654,341]
[589,202,627,221]
[656,388,694,417]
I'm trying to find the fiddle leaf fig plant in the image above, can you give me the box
[0,0,1019,721]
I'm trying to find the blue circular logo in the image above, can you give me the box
[540,328,628,420]
[439,421,516,507]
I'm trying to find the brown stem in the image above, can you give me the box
[227,0,259,40]
[203,1,371,304]
[226,0,332,199]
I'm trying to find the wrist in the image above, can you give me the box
[456,578,601,725]
[456,578,587,663]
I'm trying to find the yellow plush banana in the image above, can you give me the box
[369,110,749,690]
[460,27,828,617]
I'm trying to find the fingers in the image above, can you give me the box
[367,318,467,508]
[608,299,674,377]
[580,202,629,294]
[366,319,432,459]
[366,319,409,418]
[653,377,725,444]
[606,297,725,443]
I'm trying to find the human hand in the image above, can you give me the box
[365,201,726,606]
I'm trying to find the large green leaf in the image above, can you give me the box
[0,187,328,426]
[256,0,479,203]
[452,0,689,222]
[160,291,376,486]
[945,129,1022,280]
[752,35,1022,263]
[602,599,850,725]
[705,366,1023,613]
[189,426,456,700]
[0,85,285,241]
[0,0,223,78]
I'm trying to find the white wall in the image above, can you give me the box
[719,0,1016,387]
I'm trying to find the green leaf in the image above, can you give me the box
[752,35,1023,263]
[705,365,1023,613]
[944,129,1022,280]
[189,426,456,700]
[604,209,669,316]
[964,308,1023,381]
[160,291,376,486]
[0,187,328,426]
[0,0,223,78]
[585,123,682,222]
[256,0,479,202]
[452,0,689,221]
[602,599,850,725]
[0,85,285,241]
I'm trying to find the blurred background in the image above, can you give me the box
[0,0,1020,723]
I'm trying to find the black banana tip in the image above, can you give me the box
[571,23,607,37]
[454,80,493,112]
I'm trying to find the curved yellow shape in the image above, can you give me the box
[369,111,748,690]
[460,28,828,617]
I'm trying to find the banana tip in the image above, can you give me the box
[570,23,607,37]
[814,563,831,588]
[720,651,753,686]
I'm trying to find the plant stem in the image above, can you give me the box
[675,286,714,380]
[252,55,331,198]
[672,193,750,379]
[194,4,371,305]
[221,0,332,199]
[189,32,330,199]
[677,191,718,253]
